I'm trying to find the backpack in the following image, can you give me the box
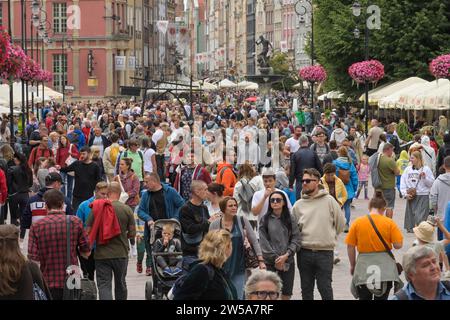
[369,152,383,189]
[239,178,256,213]
[110,145,120,167]
[217,166,237,184]
[338,168,350,184]
[393,281,450,300]
[169,263,215,300]
[312,142,330,154]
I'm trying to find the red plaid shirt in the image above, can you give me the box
[28,213,90,289]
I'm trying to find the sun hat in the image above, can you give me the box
[413,221,435,243]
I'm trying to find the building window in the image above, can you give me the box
[53,3,67,33]
[0,4,3,26]
[53,54,67,93]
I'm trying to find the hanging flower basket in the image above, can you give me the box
[298,65,327,83]
[348,60,385,84]
[1,45,26,81]
[429,54,450,79]
[40,70,53,83]
[21,56,41,82]
[0,27,11,76]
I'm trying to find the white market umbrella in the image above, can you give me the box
[218,79,237,88]
[244,83,259,90]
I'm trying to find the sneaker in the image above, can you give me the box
[136,263,143,274]
[334,257,340,265]
[163,267,173,276]
[351,204,355,209]
[146,267,152,276]
[344,224,349,233]
[364,197,369,200]
[172,267,183,275]
[131,244,137,257]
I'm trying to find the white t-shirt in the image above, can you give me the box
[285,137,300,154]
[251,188,293,223]
[143,148,156,173]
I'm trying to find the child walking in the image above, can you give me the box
[355,155,370,200]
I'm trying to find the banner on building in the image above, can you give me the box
[128,56,136,70]
[177,26,190,51]
[168,24,177,45]
[115,56,126,71]
[157,20,169,34]
[280,41,288,53]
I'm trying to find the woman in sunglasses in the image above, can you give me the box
[209,196,265,299]
[259,191,301,300]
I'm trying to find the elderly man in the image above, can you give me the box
[88,127,111,158]
[390,246,450,300]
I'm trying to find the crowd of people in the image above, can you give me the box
[0,93,449,301]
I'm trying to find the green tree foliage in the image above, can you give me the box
[269,52,298,91]
[313,0,450,96]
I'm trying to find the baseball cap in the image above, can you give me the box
[262,168,276,177]
[45,172,64,185]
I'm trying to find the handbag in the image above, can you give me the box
[63,215,98,300]
[367,215,403,275]
[65,145,76,176]
[406,170,422,201]
[240,216,260,269]
[117,176,129,204]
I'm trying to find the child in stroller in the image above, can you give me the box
[154,223,183,276]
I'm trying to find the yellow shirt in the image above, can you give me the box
[345,213,403,253]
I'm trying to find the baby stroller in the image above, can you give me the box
[145,219,183,300]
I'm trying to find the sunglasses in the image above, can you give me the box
[249,291,280,300]
[302,179,318,184]
[270,198,283,204]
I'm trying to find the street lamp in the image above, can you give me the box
[351,1,381,136]
[295,0,314,111]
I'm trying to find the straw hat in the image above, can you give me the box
[413,221,435,243]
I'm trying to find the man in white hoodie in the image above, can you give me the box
[330,122,347,147]
[430,156,450,241]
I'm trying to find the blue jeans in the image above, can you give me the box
[396,176,401,194]
[343,199,351,225]
[61,172,74,203]
[230,272,246,300]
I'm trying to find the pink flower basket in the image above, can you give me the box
[348,60,385,84]
[299,65,327,83]
[429,54,450,79]
[1,45,26,81]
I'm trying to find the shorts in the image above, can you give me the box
[382,189,396,209]
[267,262,295,296]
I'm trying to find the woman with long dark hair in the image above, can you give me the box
[0,117,11,144]
[8,153,33,239]
[0,225,51,300]
[259,191,300,300]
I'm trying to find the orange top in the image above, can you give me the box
[345,213,403,253]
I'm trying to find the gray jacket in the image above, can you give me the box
[259,213,301,265]
[430,173,450,218]
[209,215,262,257]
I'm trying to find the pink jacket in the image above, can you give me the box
[357,163,370,182]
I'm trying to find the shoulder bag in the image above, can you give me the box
[239,216,260,269]
[65,145,77,176]
[367,214,403,275]
[117,176,130,204]
[63,216,98,300]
